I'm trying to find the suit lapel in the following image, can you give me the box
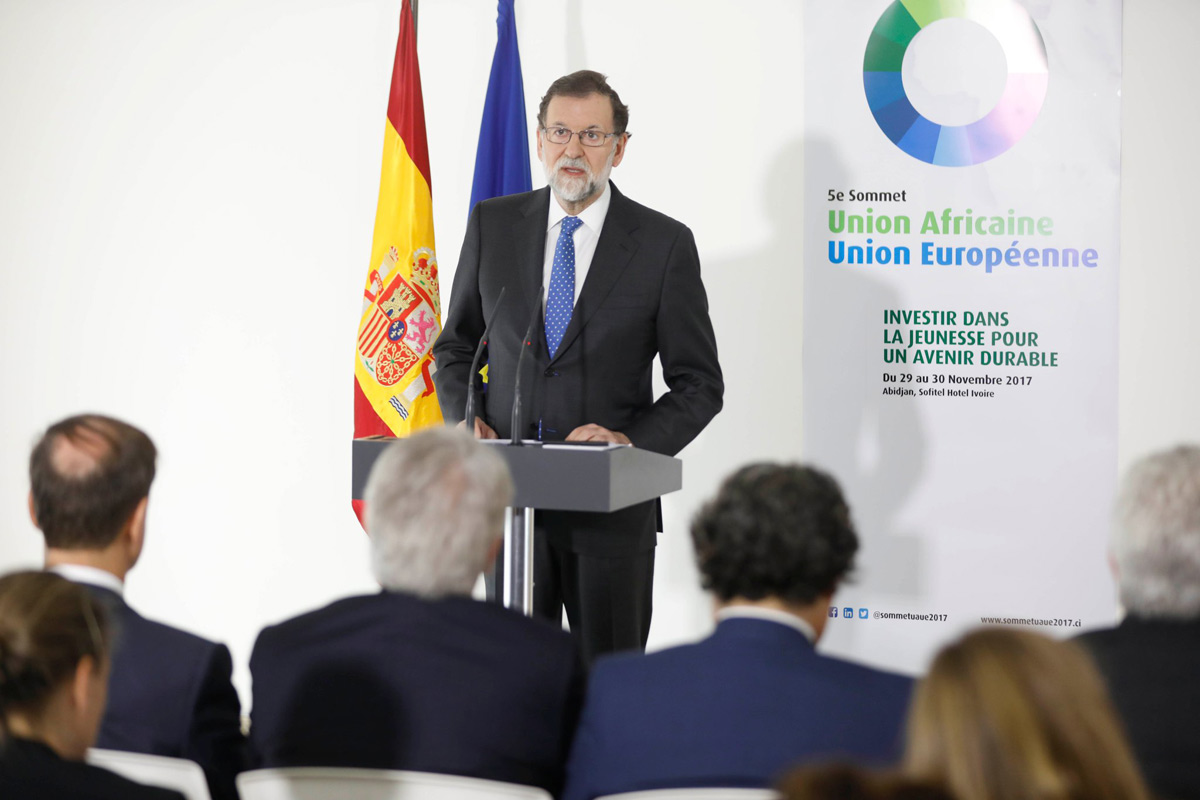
[514,188,551,316]
[550,183,640,362]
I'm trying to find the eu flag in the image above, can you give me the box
[469,0,531,211]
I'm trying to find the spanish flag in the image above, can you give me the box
[354,0,443,451]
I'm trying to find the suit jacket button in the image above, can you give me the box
[544,369,559,377]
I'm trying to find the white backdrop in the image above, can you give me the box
[1,1,1197,703]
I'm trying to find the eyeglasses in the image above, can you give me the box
[541,126,623,147]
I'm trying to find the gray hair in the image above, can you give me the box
[364,428,513,598]
[1112,444,1200,618]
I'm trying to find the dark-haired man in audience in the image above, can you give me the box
[562,464,912,800]
[28,414,246,800]
[248,428,584,795]
[1078,444,1200,800]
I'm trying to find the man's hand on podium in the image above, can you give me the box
[459,417,499,440]
[567,424,631,446]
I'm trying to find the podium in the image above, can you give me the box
[351,438,683,615]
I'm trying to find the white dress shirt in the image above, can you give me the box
[716,604,817,643]
[49,563,125,596]
[542,181,613,310]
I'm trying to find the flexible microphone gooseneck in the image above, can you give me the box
[509,285,544,448]
[463,287,507,432]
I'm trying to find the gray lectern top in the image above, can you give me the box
[351,437,682,513]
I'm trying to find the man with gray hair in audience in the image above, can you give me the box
[247,428,584,795]
[1078,444,1200,800]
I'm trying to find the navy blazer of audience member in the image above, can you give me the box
[29,414,246,800]
[565,613,911,800]
[249,589,583,792]
[563,464,912,800]
[78,578,244,790]
[1077,444,1200,800]
[248,430,585,796]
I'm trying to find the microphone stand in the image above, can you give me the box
[503,286,543,614]
[464,288,506,431]
[509,286,544,448]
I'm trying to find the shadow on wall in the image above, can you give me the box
[701,138,928,605]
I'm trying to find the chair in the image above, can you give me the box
[86,748,212,800]
[596,790,779,800]
[237,767,555,800]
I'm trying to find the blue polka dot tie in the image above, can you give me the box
[545,216,583,359]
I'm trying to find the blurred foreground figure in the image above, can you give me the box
[0,571,184,800]
[249,428,584,795]
[29,413,245,800]
[1078,444,1200,800]
[563,463,912,800]
[905,628,1150,800]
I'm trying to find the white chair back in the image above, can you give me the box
[597,790,779,800]
[87,748,212,800]
[237,767,554,800]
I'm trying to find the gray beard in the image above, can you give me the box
[543,152,613,205]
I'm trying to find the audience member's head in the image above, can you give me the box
[29,414,157,576]
[780,763,955,800]
[364,428,513,598]
[905,628,1149,800]
[1111,444,1200,619]
[691,463,857,614]
[0,571,111,760]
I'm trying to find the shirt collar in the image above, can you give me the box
[48,564,125,596]
[716,604,817,643]
[547,180,612,233]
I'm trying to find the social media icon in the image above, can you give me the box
[843,607,853,619]
[858,608,869,619]
[828,607,838,618]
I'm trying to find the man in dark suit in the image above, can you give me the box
[28,414,246,800]
[248,429,585,796]
[1077,444,1200,800]
[433,70,723,664]
[562,464,913,800]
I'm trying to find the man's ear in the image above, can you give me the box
[535,127,544,163]
[124,496,149,567]
[611,132,629,168]
[28,492,39,528]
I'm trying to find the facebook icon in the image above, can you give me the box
[858,608,869,619]
[828,607,838,618]
[843,607,853,619]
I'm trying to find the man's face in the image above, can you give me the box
[537,92,627,209]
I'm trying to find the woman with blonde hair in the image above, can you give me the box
[905,627,1150,800]
[0,570,182,799]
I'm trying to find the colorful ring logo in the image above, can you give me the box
[863,0,1049,167]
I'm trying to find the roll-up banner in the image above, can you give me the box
[803,0,1122,672]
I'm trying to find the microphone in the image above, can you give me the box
[463,287,506,432]
[509,285,544,448]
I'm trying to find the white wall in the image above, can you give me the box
[0,0,1195,704]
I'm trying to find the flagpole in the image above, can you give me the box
[411,0,419,39]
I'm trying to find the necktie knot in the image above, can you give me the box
[545,217,583,359]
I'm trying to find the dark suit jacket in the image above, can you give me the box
[434,184,722,554]
[562,617,913,800]
[248,590,586,796]
[0,737,184,800]
[1078,617,1200,800]
[83,584,245,800]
